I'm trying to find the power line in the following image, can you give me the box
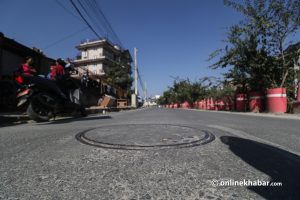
[54,0,82,21]
[66,0,124,48]
[78,0,123,47]
[76,0,107,37]
[43,26,89,50]
[84,0,110,39]
[90,0,124,47]
[69,0,102,39]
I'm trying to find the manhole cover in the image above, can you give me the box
[76,124,215,150]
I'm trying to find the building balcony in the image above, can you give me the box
[73,56,106,64]
[71,66,106,79]
[73,54,124,65]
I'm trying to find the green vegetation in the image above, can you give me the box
[157,78,235,106]
[105,63,133,91]
[159,0,300,106]
[209,0,300,96]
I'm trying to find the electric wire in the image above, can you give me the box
[84,0,110,39]
[76,0,107,38]
[89,0,123,47]
[43,26,89,50]
[69,0,102,39]
[54,0,83,21]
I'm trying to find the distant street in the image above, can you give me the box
[1,108,300,199]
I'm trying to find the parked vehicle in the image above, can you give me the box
[14,74,86,122]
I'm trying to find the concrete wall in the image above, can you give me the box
[0,50,53,78]
[87,63,104,75]
[1,50,23,76]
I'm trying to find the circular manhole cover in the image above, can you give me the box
[76,124,215,150]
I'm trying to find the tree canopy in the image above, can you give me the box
[209,0,300,94]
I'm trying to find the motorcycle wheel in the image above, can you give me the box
[27,94,54,122]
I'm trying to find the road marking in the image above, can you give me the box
[207,124,300,157]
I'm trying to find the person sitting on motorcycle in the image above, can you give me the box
[50,59,65,80]
[20,56,37,76]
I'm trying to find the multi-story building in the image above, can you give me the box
[72,39,133,106]
[73,39,132,79]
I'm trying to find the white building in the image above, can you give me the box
[73,39,132,79]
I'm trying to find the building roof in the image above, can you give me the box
[76,39,122,51]
[76,39,132,62]
[0,32,53,61]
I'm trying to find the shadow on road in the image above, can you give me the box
[220,136,300,199]
[0,116,28,128]
[38,115,112,125]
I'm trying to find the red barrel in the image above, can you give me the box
[195,101,199,109]
[207,98,210,110]
[174,103,178,108]
[266,88,287,113]
[199,100,203,109]
[193,101,197,109]
[219,97,225,111]
[210,97,215,110]
[224,96,229,111]
[203,99,207,110]
[224,96,233,111]
[297,83,300,101]
[249,91,264,112]
[214,99,219,111]
[182,101,191,109]
[197,101,200,109]
[235,93,247,112]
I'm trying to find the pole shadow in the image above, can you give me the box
[220,136,300,199]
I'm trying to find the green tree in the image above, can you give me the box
[158,79,206,106]
[210,0,300,94]
[105,63,133,91]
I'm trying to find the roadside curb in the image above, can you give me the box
[171,108,300,120]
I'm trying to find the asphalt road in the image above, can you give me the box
[1,108,300,200]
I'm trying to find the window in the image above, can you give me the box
[82,51,88,58]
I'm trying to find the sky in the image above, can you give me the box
[1,0,299,96]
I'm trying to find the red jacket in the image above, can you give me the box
[22,64,36,76]
[51,64,64,80]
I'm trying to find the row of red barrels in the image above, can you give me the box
[163,88,287,113]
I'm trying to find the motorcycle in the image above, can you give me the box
[14,74,86,122]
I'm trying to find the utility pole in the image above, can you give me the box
[131,48,138,108]
[144,81,147,106]
[134,48,138,95]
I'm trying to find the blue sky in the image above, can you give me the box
[1,0,299,96]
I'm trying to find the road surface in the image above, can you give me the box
[1,108,300,199]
